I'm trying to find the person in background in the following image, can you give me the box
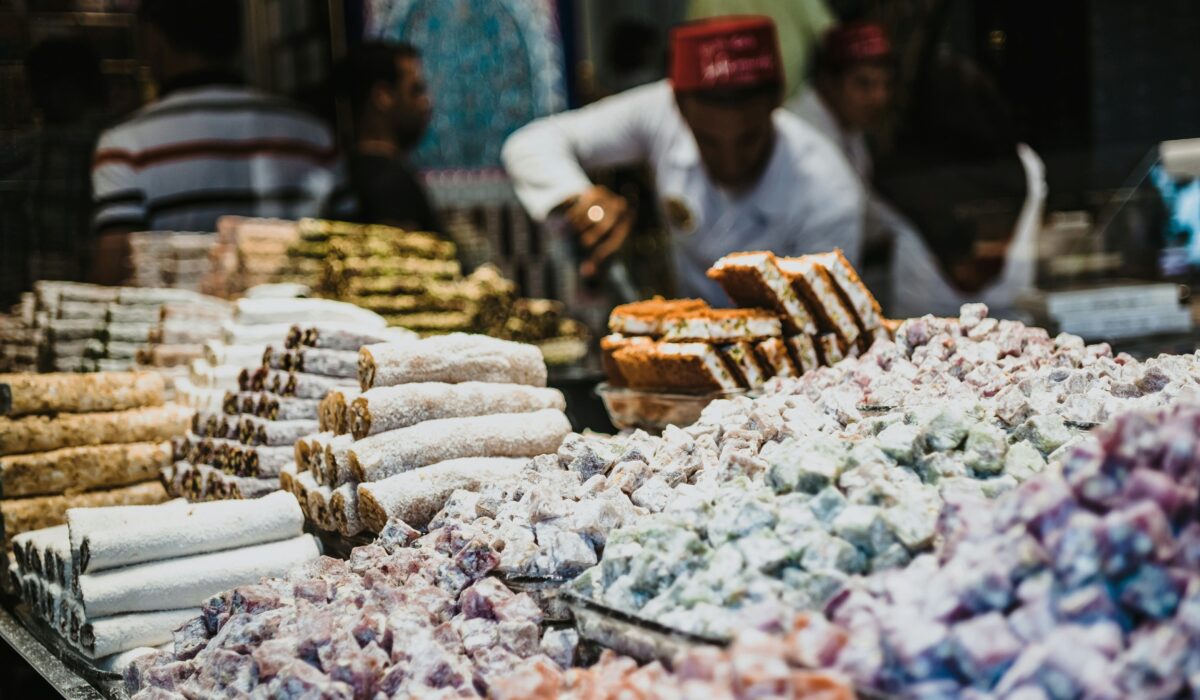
[687,0,835,101]
[789,21,892,182]
[335,41,443,234]
[90,0,347,285]
[789,21,894,293]
[502,16,863,304]
[0,38,109,302]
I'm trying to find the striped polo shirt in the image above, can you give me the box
[92,82,347,233]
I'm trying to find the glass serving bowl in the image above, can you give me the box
[595,383,748,433]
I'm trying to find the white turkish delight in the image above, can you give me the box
[832,504,885,555]
[1016,414,1072,454]
[735,530,792,573]
[800,532,865,574]
[877,422,922,464]
[808,486,848,524]
[606,459,650,494]
[915,451,968,484]
[538,628,578,669]
[1004,440,1046,482]
[631,475,673,513]
[781,568,849,610]
[963,421,1008,475]
[762,435,846,494]
[706,490,777,544]
[921,401,983,451]
[979,474,1019,498]
[881,503,938,551]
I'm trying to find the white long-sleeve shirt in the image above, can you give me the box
[502,80,864,304]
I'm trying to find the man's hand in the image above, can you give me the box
[562,186,634,278]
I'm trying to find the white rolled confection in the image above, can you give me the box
[357,457,527,532]
[358,334,547,389]
[80,608,199,659]
[348,381,566,439]
[321,434,355,487]
[79,534,320,617]
[66,500,191,573]
[97,645,168,675]
[327,482,364,537]
[347,409,571,483]
[12,524,68,577]
[304,482,335,531]
[78,491,305,573]
[234,298,386,329]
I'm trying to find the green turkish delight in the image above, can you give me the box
[763,435,847,494]
[964,421,1008,475]
[1004,440,1047,482]
[921,402,982,451]
[1016,414,1072,454]
[877,422,922,464]
[881,502,938,551]
[808,486,848,523]
[800,532,866,574]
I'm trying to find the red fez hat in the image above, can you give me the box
[822,21,892,67]
[670,16,783,93]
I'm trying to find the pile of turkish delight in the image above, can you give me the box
[124,523,578,699]
[490,622,854,700]
[794,403,1200,698]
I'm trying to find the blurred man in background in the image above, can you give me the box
[336,41,443,234]
[688,0,835,101]
[91,0,346,284]
[790,21,892,182]
[503,16,862,304]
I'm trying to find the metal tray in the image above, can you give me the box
[0,602,128,700]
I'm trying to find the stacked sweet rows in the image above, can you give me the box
[287,334,572,539]
[602,249,893,394]
[9,493,318,661]
[125,232,218,292]
[0,281,230,376]
[172,300,412,502]
[0,372,188,548]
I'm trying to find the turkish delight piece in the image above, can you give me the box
[762,436,846,494]
[877,422,921,464]
[951,612,1022,684]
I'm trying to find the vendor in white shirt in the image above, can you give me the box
[502,16,864,304]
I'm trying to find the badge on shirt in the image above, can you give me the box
[664,196,696,234]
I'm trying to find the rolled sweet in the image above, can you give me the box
[358,334,547,390]
[265,347,359,379]
[2,482,171,549]
[304,483,335,531]
[237,416,318,447]
[357,457,527,532]
[80,608,200,659]
[0,372,165,417]
[0,404,192,457]
[320,435,354,486]
[286,324,415,351]
[77,491,305,573]
[0,441,173,499]
[280,372,357,400]
[78,534,320,617]
[348,382,565,439]
[327,482,365,537]
[67,499,190,566]
[12,525,68,578]
[258,394,319,422]
[318,389,359,435]
[347,409,570,483]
